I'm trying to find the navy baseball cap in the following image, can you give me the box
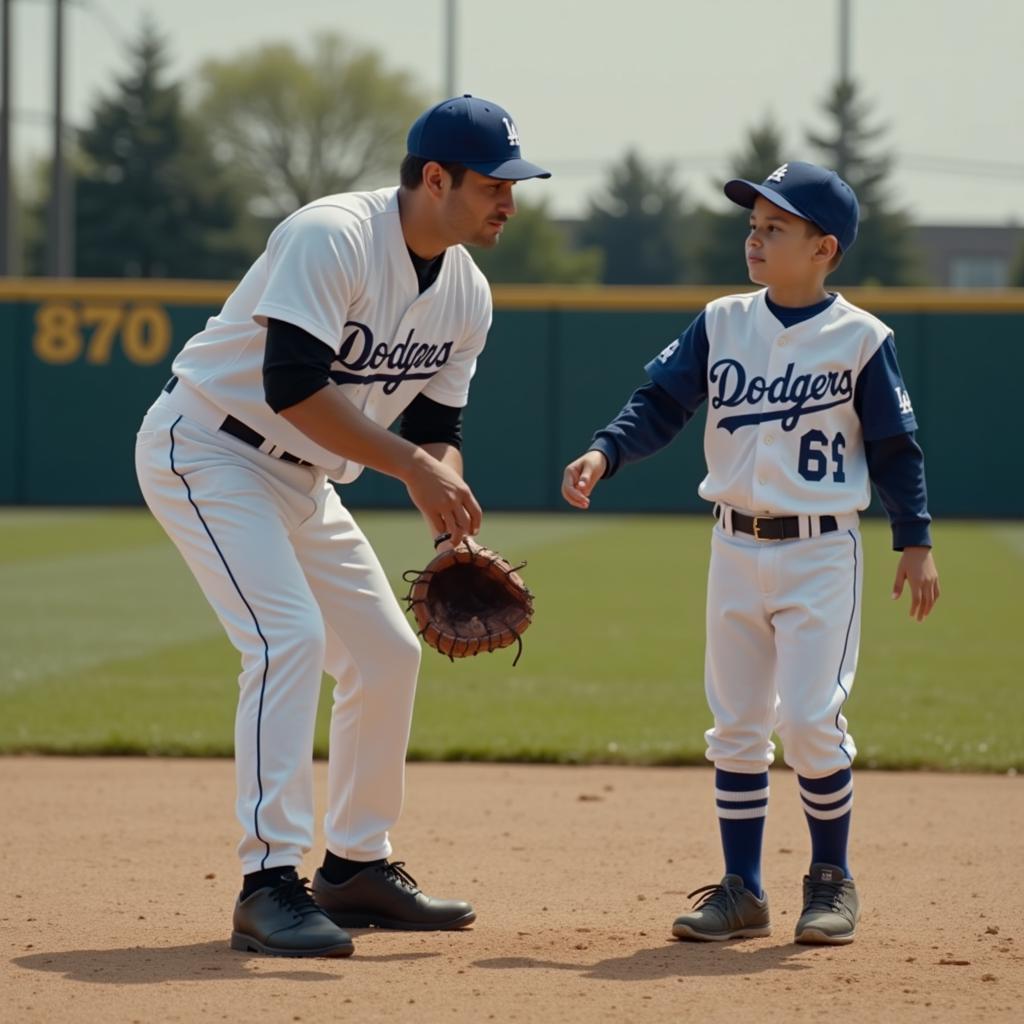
[724,161,859,252]
[407,94,551,181]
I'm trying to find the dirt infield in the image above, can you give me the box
[3,759,1021,1023]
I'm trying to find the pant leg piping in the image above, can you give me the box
[168,415,273,869]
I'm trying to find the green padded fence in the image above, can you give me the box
[1,280,1020,516]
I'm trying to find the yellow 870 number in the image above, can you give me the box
[32,302,173,366]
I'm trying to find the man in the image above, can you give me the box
[135,95,549,957]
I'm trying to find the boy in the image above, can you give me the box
[561,161,939,945]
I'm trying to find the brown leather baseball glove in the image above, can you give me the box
[402,538,534,665]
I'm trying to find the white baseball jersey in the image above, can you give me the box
[171,186,492,482]
[646,289,917,516]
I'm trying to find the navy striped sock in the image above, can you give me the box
[798,768,853,877]
[715,768,769,898]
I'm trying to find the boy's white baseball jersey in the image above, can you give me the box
[135,186,491,872]
[694,291,888,516]
[645,289,917,777]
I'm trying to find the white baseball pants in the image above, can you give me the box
[135,386,421,873]
[703,517,864,778]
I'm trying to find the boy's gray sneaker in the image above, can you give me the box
[671,874,771,941]
[794,863,859,945]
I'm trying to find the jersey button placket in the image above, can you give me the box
[752,330,783,505]
[761,326,794,500]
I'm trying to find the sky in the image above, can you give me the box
[10,0,1024,225]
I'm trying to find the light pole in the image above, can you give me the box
[839,0,851,84]
[1,0,12,275]
[47,0,73,277]
[443,0,456,99]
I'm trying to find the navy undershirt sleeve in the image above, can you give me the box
[589,312,710,478]
[399,393,463,449]
[263,318,333,413]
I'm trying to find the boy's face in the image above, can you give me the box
[745,196,837,289]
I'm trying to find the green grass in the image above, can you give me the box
[1,509,1020,770]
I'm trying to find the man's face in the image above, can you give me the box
[745,196,832,287]
[438,169,518,248]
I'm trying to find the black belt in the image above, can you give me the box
[162,376,313,467]
[716,505,837,541]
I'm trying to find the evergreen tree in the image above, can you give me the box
[471,199,602,284]
[579,151,689,285]
[71,20,248,278]
[806,79,921,285]
[690,115,786,284]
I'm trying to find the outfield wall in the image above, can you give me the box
[1,279,1021,516]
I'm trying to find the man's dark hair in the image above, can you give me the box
[400,154,469,190]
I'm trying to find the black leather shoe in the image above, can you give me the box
[231,875,355,957]
[312,861,476,931]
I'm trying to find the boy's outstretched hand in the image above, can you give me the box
[561,451,608,509]
[892,546,940,621]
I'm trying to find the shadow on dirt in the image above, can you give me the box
[12,941,441,983]
[473,940,819,982]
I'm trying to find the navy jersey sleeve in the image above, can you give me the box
[855,334,932,548]
[865,433,933,550]
[589,382,692,478]
[644,312,711,413]
[588,313,709,478]
[854,334,918,441]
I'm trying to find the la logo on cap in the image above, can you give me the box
[502,117,520,147]
[767,163,789,183]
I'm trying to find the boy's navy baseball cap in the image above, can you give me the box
[407,94,551,181]
[724,161,859,251]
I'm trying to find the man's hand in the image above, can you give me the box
[892,546,940,622]
[403,448,482,548]
[280,389,481,546]
[561,450,608,509]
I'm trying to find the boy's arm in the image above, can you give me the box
[562,313,710,508]
[855,335,940,620]
[865,433,931,551]
[866,433,939,621]
[590,381,694,477]
[563,382,691,507]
